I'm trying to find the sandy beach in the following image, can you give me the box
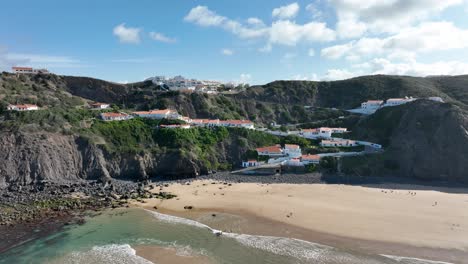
[133,180,468,263]
[134,245,215,264]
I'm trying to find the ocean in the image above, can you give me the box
[0,208,453,264]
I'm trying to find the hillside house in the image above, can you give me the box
[283,144,301,157]
[7,104,39,111]
[242,160,260,168]
[320,139,358,148]
[220,120,255,129]
[300,154,320,165]
[90,103,110,109]
[256,145,284,156]
[383,98,415,107]
[133,109,180,119]
[191,119,220,127]
[301,127,332,139]
[100,112,133,121]
[12,66,49,74]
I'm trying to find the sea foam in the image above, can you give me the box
[61,244,153,264]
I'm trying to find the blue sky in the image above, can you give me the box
[1,0,468,84]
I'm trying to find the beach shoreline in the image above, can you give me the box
[133,180,468,263]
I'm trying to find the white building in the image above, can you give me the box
[90,103,110,109]
[285,158,303,167]
[242,160,260,168]
[361,100,384,110]
[100,112,133,121]
[428,97,444,103]
[382,98,415,107]
[7,104,39,111]
[320,139,358,148]
[301,128,333,139]
[133,109,180,119]
[12,66,49,74]
[256,145,284,157]
[300,154,320,165]
[219,120,255,129]
[283,144,302,158]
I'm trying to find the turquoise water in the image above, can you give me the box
[0,208,452,264]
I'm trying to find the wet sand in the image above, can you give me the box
[133,180,468,263]
[134,245,215,264]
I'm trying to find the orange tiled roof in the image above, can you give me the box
[301,154,320,160]
[256,145,282,153]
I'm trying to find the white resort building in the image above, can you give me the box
[100,112,133,121]
[382,98,415,107]
[12,66,49,74]
[7,104,39,111]
[301,128,333,139]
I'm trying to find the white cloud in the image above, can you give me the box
[320,58,468,80]
[5,53,84,68]
[269,20,336,46]
[113,23,141,44]
[149,32,176,43]
[306,3,323,19]
[329,0,464,37]
[184,6,226,26]
[185,5,336,49]
[321,22,468,60]
[308,48,315,57]
[322,69,355,80]
[272,3,300,19]
[247,17,265,27]
[321,42,354,59]
[291,73,319,81]
[238,73,252,84]
[221,49,234,56]
[184,6,269,40]
[283,52,297,60]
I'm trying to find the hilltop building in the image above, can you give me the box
[256,145,284,157]
[12,67,49,74]
[100,112,133,121]
[382,97,415,107]
[7,104,39,111]
[146,75,223,93]
[300,127,346,139]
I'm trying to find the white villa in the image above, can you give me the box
[320,139,358,148]
[283,144,302,157]
[90,102,110,110]
[133,109,180,119]
[7,104,39,111]
[100,112,133,121]
[242,160,260,168]
[12,66,49,74]
[300,154,321,165]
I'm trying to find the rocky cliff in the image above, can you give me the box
[0,132,205,186]
[345,100,468,182]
